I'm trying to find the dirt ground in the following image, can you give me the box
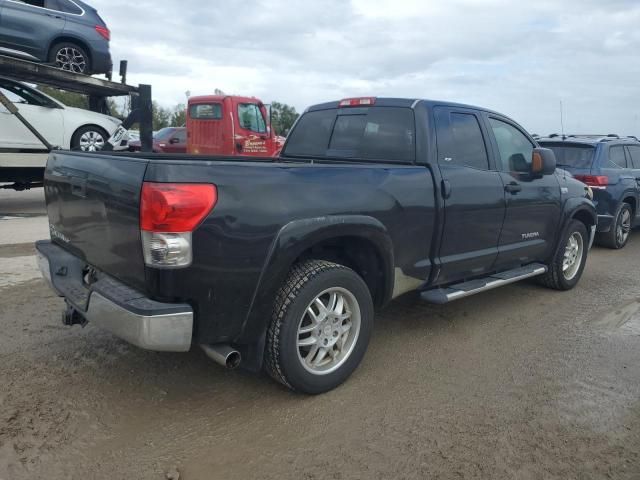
[0,188,639,480]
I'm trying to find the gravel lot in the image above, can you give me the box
[0,188,639,480]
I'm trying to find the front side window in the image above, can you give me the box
[608,145,627,168]
[489,118,534,173]
[238,103,267,133]
[189,103,222,120]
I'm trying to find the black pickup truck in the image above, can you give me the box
[36,97,596,394]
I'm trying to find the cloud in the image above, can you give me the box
[92,0,640,135]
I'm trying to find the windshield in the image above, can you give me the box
[540,143,595,169]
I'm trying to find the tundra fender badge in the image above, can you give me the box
[522,232,540,240]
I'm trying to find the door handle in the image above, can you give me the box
[504,182,522,194]
[441,179,452,199]
[46,13,63,18]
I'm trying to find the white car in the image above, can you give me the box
[0,77,127,152]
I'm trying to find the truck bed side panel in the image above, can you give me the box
[143,160,436,344]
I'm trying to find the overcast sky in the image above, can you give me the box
[93,0,640,136]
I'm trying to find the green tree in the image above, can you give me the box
[170,104,186,127]
[152,101,172,130]
[270,101,298,136]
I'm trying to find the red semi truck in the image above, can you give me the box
[186,95,284,157]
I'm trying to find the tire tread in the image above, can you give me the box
[264,260,350,390]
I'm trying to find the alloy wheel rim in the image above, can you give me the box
[617,209,631,246]
[55,47,87,73]
[562,232,583,280]
[296,287,361,375]
[79,131,105,152]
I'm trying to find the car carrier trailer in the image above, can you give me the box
[0,54,152,190]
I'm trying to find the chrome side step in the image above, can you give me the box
[421,263,547,304]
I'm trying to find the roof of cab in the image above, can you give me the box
[306,97,506,116]
[537,134,640,146]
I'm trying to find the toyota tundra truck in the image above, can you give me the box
[36,97,596,394]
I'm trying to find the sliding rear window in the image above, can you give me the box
[283,107,415,162]
[540,143,595,169]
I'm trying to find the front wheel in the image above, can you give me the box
[538,219,588,291]
[264,260,374,394]
[71,125,109,152]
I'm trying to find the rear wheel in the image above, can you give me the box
[539,219,588,291]
[595,202,632,249]
[49,42,91,74]
[264,260,374,394]
[71,125,109,152]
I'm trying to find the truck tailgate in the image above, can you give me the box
[44,152,148,291]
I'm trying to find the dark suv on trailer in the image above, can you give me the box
[538,134,640,249]
[0,0,112,76]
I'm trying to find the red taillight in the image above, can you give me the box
[574,175,608,188]
[95,25,110,41]
[140,182,217,233]
[338,97,376,107]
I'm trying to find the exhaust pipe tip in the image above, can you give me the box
[201,344,241,370]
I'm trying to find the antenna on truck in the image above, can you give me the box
[560,100,565,139]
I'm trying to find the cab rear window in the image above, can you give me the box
[283,107,415,163]
[189,103,222,120]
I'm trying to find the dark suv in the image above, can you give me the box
[0,0,112,76]
[538,134,640,249]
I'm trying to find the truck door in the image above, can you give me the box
[434,107,506,284]
[485,115,561,269]
[235,101,274,156]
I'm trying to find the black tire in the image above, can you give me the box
[595,202,632,249]
[264,260,374,394]
[49,42,91,74]
[71,125,109,152]
[538,219,588,291]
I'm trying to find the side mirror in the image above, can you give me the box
[169,137,180,144]
[531,147,556,175]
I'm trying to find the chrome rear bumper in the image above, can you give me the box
[36,240,193,352]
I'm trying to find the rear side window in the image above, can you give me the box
[626,145,640,169]
[489,118,534,172]
[284,107,415,162]
[189,103,222,120]
[56,0,83,14]
[608,145,627,168]
[435,112,489,170]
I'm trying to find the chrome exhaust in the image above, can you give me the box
[201,344,241,369]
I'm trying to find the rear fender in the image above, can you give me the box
[236,215,394,370]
